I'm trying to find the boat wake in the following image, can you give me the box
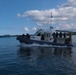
[20,43,68,48]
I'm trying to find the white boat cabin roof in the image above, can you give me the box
[56,30,76,33]
[34,28,53,35]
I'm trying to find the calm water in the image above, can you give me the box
[0,37,76,75]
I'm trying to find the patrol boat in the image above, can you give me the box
[16,26,73,46]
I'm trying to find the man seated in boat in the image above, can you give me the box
[22,34,25,37]
[26,33,30,39]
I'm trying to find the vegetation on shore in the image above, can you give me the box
[0,35,21,38]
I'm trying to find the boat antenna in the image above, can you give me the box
[49,13,53,29]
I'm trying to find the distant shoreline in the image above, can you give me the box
[0,32,76,38]
[0,35,21,38]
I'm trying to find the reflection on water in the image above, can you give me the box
[18,46,73,67]
[53,47,72,57]
[18,47,31,59]
[17,46,76,75]
[18,46,72,60]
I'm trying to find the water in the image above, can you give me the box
[0,37,76,75]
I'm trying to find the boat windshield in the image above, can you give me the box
[34,29,42,35]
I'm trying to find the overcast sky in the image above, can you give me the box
[0,0,76,35]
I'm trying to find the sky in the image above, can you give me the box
[0,0,76,35]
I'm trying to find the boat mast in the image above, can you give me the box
[49,13,53,29]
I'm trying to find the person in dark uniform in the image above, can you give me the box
[56,32,58,38]
[26,33,30,39]
[59,32,62,38]
[22,34,25,37]
[41,34,44,40]
[63,32,66,38]
[52,32,56,39]
[52,32,57,43]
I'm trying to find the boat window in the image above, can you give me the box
[37,33,41,36]
[46,33,50,37]
[45,33,48,37]
[48,34,50,37]
[34,31,38,35]
[34,29,42,35]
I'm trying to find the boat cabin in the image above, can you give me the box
[30,29,53,42]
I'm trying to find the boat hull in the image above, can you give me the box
[16,36,73,46]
